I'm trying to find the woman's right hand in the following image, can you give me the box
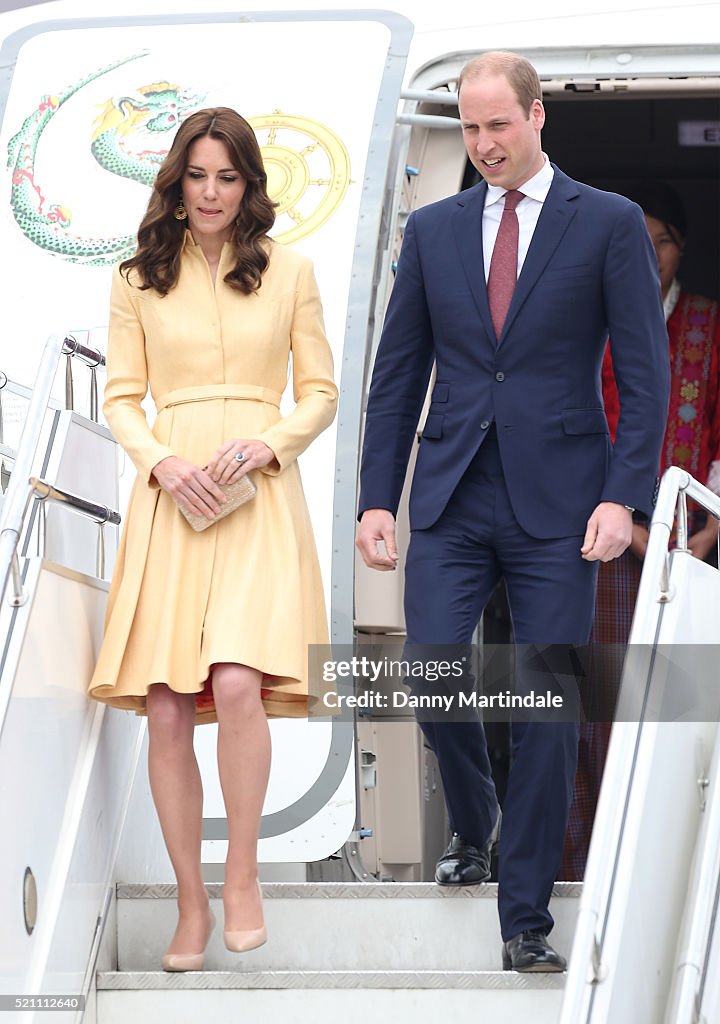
[151,456,226,519]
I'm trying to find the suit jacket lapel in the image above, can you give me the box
[451,182,497,344]
[499,167,580,342]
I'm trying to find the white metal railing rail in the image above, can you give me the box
[561,465,720,1024]
[400,88,458,105]
[0,333,111,757]
[29,476,120,527]
[3,478,121,610]
[0,371,7,494]
[30,476,120,586]
[0,336,104,471]
[632,468,720,638]
[0,335,70,609]
[397,87,460,128]
[61,334,105,422]
[666,712,720,1024]
[0,338,130,1024]
[1,377,63,502]
[0,334,105,605]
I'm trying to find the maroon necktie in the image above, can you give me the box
[487,189,524,339]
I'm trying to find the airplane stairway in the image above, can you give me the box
[92,881,579,1023]
[5,338,720,1024]
[0,335,143,1024]
[562,468,720,1024]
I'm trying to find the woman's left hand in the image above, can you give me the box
[207,438,278,484]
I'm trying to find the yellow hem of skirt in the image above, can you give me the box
[88,687,317,724]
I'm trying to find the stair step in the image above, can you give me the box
[99,968,566,989]
[96,970,564,1024]
[116,881,580,973]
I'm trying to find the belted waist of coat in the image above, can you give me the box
[155,384,282,413]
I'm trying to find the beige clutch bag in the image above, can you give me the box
[179,472,256,532]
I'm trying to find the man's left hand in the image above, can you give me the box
[581,502,633,562]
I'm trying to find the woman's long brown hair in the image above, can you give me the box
[120,107,276,295]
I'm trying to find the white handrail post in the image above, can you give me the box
[0,334,67,603]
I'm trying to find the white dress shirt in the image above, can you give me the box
[482,155,555,281]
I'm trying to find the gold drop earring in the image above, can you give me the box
[174,200,188,221]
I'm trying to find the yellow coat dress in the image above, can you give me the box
[89,233,338,724]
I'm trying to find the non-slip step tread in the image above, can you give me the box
[97,969,566,990]
[116,881,582,900]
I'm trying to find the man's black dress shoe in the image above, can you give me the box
[502,930,567,972]
[434,833,493,885]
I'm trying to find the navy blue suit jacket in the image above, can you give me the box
[359,166,670,538]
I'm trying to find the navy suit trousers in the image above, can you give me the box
[404,429,598,940]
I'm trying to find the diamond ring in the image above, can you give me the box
[234,452,246,463]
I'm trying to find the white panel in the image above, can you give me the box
[0,561,143,1006]
[0,13,405,861]
[42,413,119,580]
[197,720,356,863]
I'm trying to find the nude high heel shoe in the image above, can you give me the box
[224,880,267,953]
[161,908,216,972]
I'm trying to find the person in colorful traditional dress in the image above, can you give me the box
[561,181,720,880]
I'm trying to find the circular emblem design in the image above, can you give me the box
[251,111,352,244]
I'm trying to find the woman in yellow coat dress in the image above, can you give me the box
[89,108,337,970]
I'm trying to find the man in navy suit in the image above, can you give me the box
[356,51,669,971]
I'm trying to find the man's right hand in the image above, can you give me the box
[355,509,399,571]
[151,456,226,520]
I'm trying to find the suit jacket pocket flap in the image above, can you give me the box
[422,413,444,439]
[431,382,450,403]
[562,409,608,435]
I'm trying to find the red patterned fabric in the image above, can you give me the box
[602,292,720,482]
[560,553,641,880]
[561,290,720,881]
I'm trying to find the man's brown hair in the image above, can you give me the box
[458,51,542,117]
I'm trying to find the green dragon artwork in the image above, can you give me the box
[7,52,205,266]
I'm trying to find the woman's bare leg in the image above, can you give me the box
[212,663,270,931]
[146,683,212,953]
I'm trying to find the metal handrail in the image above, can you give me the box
[28,476,120,587]
[61,337,105,369]
[0,376,64,407]
[560,465,720,1024]
[0,378,64,473]
[0,372,6,492]
[30,477,120,527]
[632,468,720,639]
[397,89,460,129]
[0,333,109,608]
[62,336,105,422]
[0,335,68,603]
[400,88,458,106]
[396,113,459,128]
